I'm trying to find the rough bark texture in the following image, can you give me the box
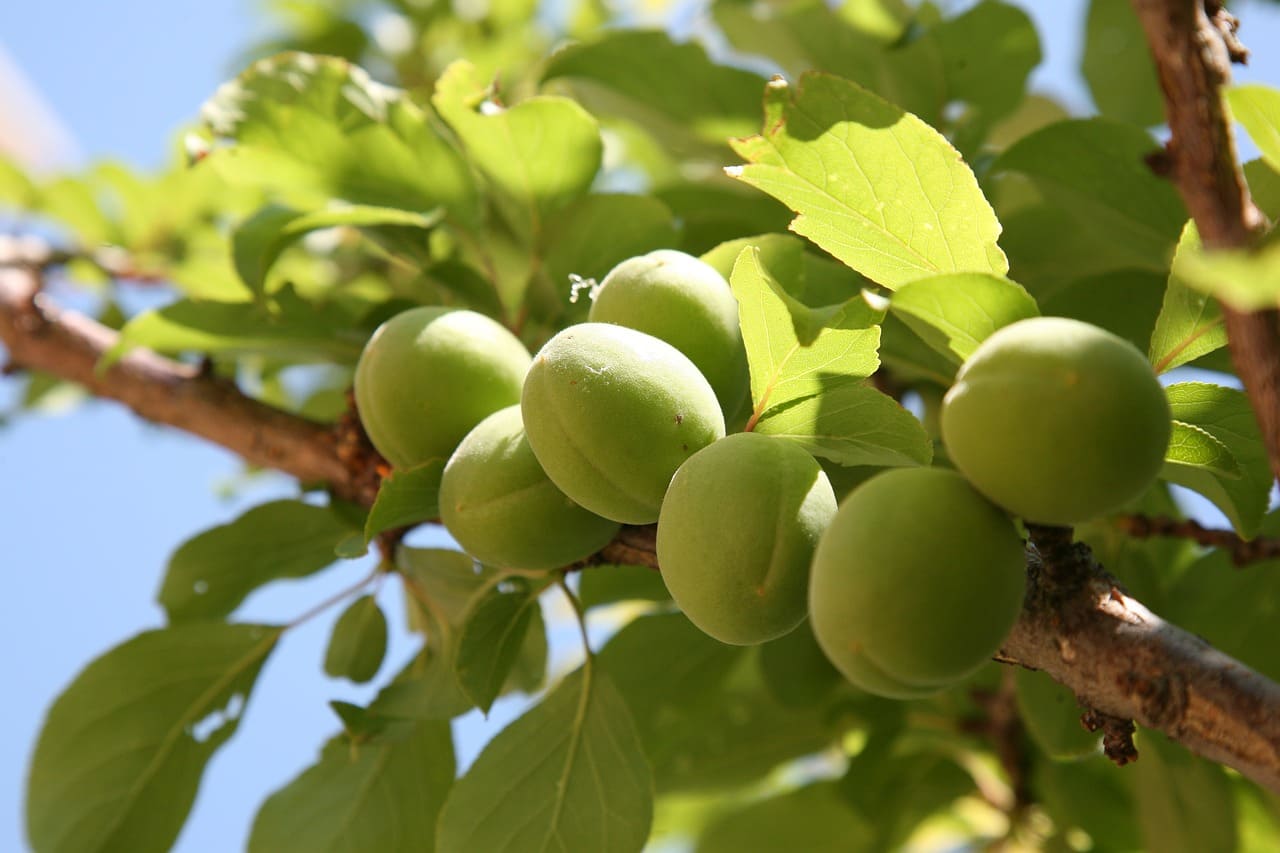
[1130,0,1280,485]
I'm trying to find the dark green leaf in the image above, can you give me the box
[27,623,280,853]
[543,31,765,146]
[1228,84,1280,173]
[890,273,1039,364]
[1134,734,1237,853]
[1014,669,1100,760]
[363,460,446,543]
[1082,0,1165,127]
[753,382,933,468]
[436,667,653,853]
[159,500,358,623]
[697,783,872,853]
[934,0,1041,126]
[840,751,975,851]
[454,576,543,713]
[655,182,792,256]
[370,648,474,722]
[433,60,601,245]
[202,52,477,217]
[324,595,388,684]
[248,720,454,853]
[758,621,841,707]
[1039,268,1167,354]
[577,564,671,610]
[1161,383,1272,538]
[1034,756,1141,851]
[730,73,1007,288]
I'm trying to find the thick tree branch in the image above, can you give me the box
[999,525,1280,793]
[0,264,380,505]
[1130,0,1280,485]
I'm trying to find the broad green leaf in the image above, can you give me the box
[436,667,653,853]
[1162,421,1242,481]
[934,1,1041,127]
[730,247,881,415]
[433,60,601,245]
[753,382,933,468]
[1134,734,1238,853]
[27,623,280,853]
[757,621,841,707]
[363,460,446,543]
[107,285,367,367]
[1040,268,1167,353]
[889,273,1039,364]
[543,31,765,145]
[159,500,358,623]
[234,203,443,297]
[1149,222,1226,372]
[1161,383,1272,538]
[248,720,454,853]
[697,783,872,853]
[655,182,792,257]
[1083,0,1165,127]
[1175,228,1280,310]
[577,564,671,611]
[839,751,975,851]
[877,313,958,387]
[324,595,388,684]
[454,576,543,713]
[702,233,807,292]
[1228,85,1280,173]
[1034,756,1141,851]
[993,119,1187,275]
[729,73,1007,289]
[370,648,474,722]
[202,52,477,218]
[1245,159,1280,219]
[598,613,742,730]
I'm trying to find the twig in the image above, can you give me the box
[1116,513,1280,566]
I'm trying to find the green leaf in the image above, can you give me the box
[877,313,958,386]
[889,273,1039,364]
[757,621,841,707]
[577,564,671,610]
[1175,227,1280,311]
[234,203,443,297]
[436,667,653,853]
[1162,420,1242,481]
[1039,268,1167,354]
[934,0,1041,127]
[1160,383,1272,538]
[370,649,474,722]
[729,73,1007,289]
[839,751,975,851]
[754,383,933,468]
[656,182,792,257]
[202,52,477,218]
[543,30,766,145]
[730,247,881,415]
[107,285,366,367]
[433,60,601,244]
[1134,734,1238,853]
[1034,756,1141,851]
[454,576,543,714]
[993,119,1187,275]
[363,460,446,543]
[159,500,358,623]
[1082,0,1165,127]
[1245,159,1280,220]
[324,595,389,684]
[248,720,454,853]
[1228,85,1280,173]
[1149,222,1226,372]
[697,783,872,853]
[27,623,280,853]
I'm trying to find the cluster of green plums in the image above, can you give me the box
[354,247,1172,702]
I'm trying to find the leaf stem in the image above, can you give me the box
[557,576,592,663]
[286,564,382,631]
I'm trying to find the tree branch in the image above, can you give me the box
[0,264,380,505]
[1116,512,1280,566]
[1130,0,1280,485]
[999,525,1280,793]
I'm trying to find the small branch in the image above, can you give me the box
[0,264,381,506]
[1130,1,1280,486]
[998,527,1280,793]
[1081,709,1139,766]
[1116,513,1280,566]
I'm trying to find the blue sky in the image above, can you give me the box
[3,1,1280,851]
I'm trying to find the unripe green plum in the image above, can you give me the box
[589,250,748,416]
[941,317,1171,526]
[440,406,621,570]
[522,323,725,524]
[1015,668,1101,760]
[810,468,1026,696]
[657,433,836,645]
[354,307,532,468]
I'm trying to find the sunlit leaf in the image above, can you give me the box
[889,273,1039,364]
[1228,84,1280,173]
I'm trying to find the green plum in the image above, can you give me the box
[354,306,532,468]
[521,323,725,524]
[941,316,1171,526]
[810,467,1026,696]
[657,433,836,645]
[440,406,621,570]
[589,250,748,416]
